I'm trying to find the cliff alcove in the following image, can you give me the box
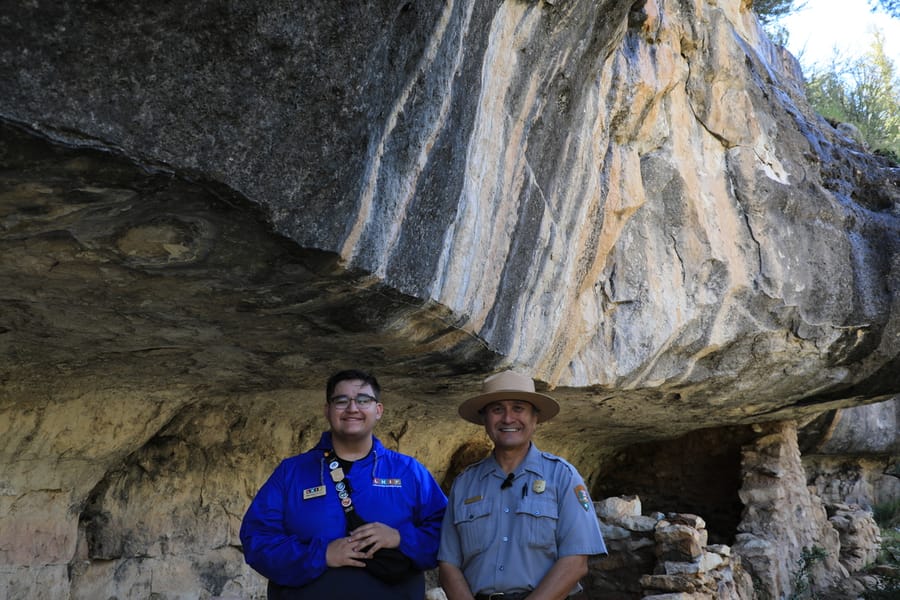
[1,0,899,598]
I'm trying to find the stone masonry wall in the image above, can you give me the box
[732,422,844,599]
[583,496,754,600]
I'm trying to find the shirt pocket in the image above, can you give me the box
[515,497,559,550]
[452,499,492,558]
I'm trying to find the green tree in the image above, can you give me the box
[752,0,806,48]
[753,0,803,24]
[805,29,900,158]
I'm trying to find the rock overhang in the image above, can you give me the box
[1,119,895,471]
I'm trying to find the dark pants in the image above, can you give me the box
[267,567,425,600]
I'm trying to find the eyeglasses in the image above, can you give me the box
[328,394,378,410]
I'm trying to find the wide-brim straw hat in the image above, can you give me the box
[458,370,560,425]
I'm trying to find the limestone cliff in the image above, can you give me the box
[1,0,898,598]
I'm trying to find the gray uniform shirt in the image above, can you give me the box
[438,443,607,595]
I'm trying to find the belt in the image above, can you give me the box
[474,594,530,600]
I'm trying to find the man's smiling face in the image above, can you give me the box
[482,399,539,452]
[324,378,383,442]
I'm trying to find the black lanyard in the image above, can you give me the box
[324,449,365,530]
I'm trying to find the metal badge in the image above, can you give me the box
[330,468,345,482]
[302,486,326,500]
[533,480,546,494]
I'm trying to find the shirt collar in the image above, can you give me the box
[480,442,544,479]
[520,442,545,476]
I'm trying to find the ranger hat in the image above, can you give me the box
[458,370,560,425]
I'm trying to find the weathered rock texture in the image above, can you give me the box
[733,422,844,599]
[1,0,899,598]
[800,399,900,511]
[826,503,881,575]
[3,0,899,390]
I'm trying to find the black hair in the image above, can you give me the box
[477,399,539,416]
[326,369,381,400]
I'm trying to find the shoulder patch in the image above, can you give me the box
[574,484,592,511]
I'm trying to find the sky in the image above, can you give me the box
[779,0,900,69]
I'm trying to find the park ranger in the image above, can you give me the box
[438,370,607,600]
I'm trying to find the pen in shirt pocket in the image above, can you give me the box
[522,483,527,498]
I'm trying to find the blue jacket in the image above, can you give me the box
[240,432,447,588]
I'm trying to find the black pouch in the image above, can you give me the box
[361,544,415,583]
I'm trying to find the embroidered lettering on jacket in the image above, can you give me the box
[372,478,402,487]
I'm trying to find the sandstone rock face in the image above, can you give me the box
[2,0,898,391]
[733,422,844,599]
[1,0,899,598]
[810,456,900,510]
[800,399,899,510]
[826,503,882,574]
[804,400,900,457]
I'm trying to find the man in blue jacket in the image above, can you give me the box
[240,369,447,599]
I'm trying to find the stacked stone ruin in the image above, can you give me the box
[827,503,882,573]
[584,496,754,600]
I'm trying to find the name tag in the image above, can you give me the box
[464,495,483,505]
[303,486,326,500]
[372,478,402,487]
